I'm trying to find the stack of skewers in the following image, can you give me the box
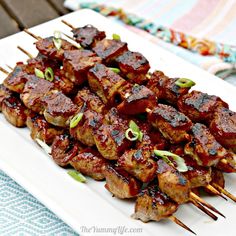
[0,21,236,235]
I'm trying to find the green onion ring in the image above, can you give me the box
[175,78,196,88]
[125,128,139,141]
[67,170,86,183]
[34,68,45,79]
[45,67,54,82]
[109,67,120,73]
[70,113,83,128]
[53,31,62,50]
[112,33,121,40]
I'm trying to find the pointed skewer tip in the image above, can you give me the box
[61,19,75,30]
[212,183,236,203]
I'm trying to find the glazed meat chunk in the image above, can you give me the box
[74,87,105,114]
[72,25,106,48]
[185,123,227,167]
[26,113,63,144]
[2,95,28,127]
[70,109,103,146]
[51,134,82,166]
[21,76,55,113]
[132,185,178,222]
[94,124,131,160]
[104,165,141,199]
[63,49,102,85]
[178,90,228,123]
[147,71,191,104]
[88,64,127,106]
[116,51,150,84]
[118,84,157,115]
[92,39,128,64]
[210,107,236,150]
[157,159,190,204]
[0,84,12,111]
[70,148,108,180]
[118,147,157,182]
[216,151,236,173]
[42,91,78,127]
[148,104,192,144]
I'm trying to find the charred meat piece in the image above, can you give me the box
[2,95,28,127]
[147,71,190,104]
[51,134,82,166]
[157,159,190,204]
[74,87,105,114]
[70,109,103,146]
[118,147,157,182]
[104,165,141,199]
[35,37,76,61]
[26,113,63,144]
[21,76,55,113]
[94,123,131,160]
[72,25,106,48]
[92,39,128,64]
[3,63,29,93]
[70,148,108,180]
[210,107,236,149]
[216,151,236,173]
[178,90,228,123]
[116,51,150,84]
[0,84,12,111]
[132,185,178,222]
[148,104,192,144]
[63,49,102,85]
[88,64,127,106]
[104,107,128,126]
[42,91,78,127]
[185,123,227,167]
[118,84,157,115]
[210,168,225,188]
[183,156,212,188]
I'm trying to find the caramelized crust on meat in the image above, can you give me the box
[3,63,29,93]
[0,84,12,111]
[211,168,225,188]
[185,123,227,167]
[51,134,82,166]
[118,84,157,115]
[118,147,157,182]
[21,76,55,113]
[2,95,28,127]
[70,109,103,146]
[42,91,78,127]
[70,148,108,180]
[216,151,236,173]
[63,49,102,85]
[116,51,150,84]
[210,107,236,149]
[26,113,63,144]
[148,104,192,143]
[104,165,141,198]
[178,90,228,123]
[72,25,106,48]
[104,107,129,126]
[94,124,131,160]
[147,71,190,104]
[88,64,127,105]
[92,39,128,64]
[35,37,76,61]
[132,185,178,222]
[157,159,190,204]
[74,87,105,114]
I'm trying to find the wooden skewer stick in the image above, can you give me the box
[24,29,42,40]
[190,192,225,218]
[0,67,9,75]
[61,19,75,30]
[212,183,236,203]
[206,184,228,201]
[169,215,196,235]
[190,199,218,221]
[17,46,33,59]
[6,64,13,70]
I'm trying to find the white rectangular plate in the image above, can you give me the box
[0,9,236,236]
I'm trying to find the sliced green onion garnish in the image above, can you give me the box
[175,78,196,88]
[54,30,61,39]
[45,67,54,82]
[154,150,188,172]
[112,33,121,40]
[35,138,51,155]
[129,120,140,133]
[53,30,62,50]
[70,113,83,128]
[67,170,86,183]
[109,67,120,74]
[125,128,139,141]
[35,68,45,79]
